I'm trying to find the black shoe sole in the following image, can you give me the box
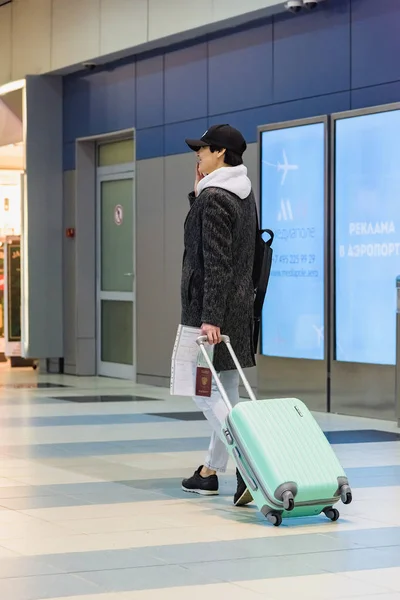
[182,485,219,496]
[234,488,253,506]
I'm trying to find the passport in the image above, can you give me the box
[195,366,212,397]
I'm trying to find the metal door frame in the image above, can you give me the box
[330,102,400,420]
[96,154,136,380]
[256,116,330,413]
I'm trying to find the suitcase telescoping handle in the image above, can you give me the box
[196,335,257,410]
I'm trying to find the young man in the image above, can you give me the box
[180,124,257,507]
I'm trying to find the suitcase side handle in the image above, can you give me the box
[196,335,257,404]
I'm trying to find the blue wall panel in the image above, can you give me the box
[208,93,351,148]
[165,118,208,156]
[63,62,135,143]
[351,0,400,89]
[89,62,135,136]
[136,56,164,129]
[208,25,273,116]
[62,0,400,166]
[63,77,90,143]
[273,0,350,103]
[63,142,75,171]
[268,92,351,124]
[164,44,208,124]
[207,93,351,148]
[351,81,400,110]
[136,126,164,160]
[208,107,271,145]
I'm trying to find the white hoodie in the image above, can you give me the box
[196,164,252,200]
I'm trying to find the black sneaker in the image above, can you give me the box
[182,466,219,496]
[234,469,253,506]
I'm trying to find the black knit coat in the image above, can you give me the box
[181,186,257,372]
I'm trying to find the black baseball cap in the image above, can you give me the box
[185,124,247,156]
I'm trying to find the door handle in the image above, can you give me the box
[124,273,134,277]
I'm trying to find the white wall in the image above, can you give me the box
[0,0,286,85]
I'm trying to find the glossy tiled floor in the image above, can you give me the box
[1,364,400,600]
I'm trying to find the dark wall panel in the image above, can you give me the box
[136,126,164,161]
[207,93,351,146]
[267,91,351,124]
[273,0,350,103]
[63,141,75,171]
[89,62,135,136]
[63,77,90,143]
[164,43,208,124]
[351,81,400,110]
[351,0,400,89]
[208,24,273,115]
[63,62,135,141]
[208,106,270,145]
[165,118,208,156]
[136,56,164,129]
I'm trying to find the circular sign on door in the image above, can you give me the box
[114,204,123,226]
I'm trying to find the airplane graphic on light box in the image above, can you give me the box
[264,150,299,185]
[313,324,324,346]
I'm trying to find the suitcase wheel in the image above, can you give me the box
[266,511,283,527]
[282,491,295,512]
[324,507,340,522]
[340,485,353,505]
[343,491,352,505]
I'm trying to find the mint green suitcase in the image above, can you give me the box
[197,336,352,526]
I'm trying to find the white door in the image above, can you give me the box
[96,141,135,379]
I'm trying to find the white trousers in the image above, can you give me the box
[192,370,240,473]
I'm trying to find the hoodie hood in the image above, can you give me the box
[196,164,252,200]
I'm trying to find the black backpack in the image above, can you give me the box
[252,222,274,351]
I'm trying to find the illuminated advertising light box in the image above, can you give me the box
[335,108,400,366]
[260,120,326,360]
